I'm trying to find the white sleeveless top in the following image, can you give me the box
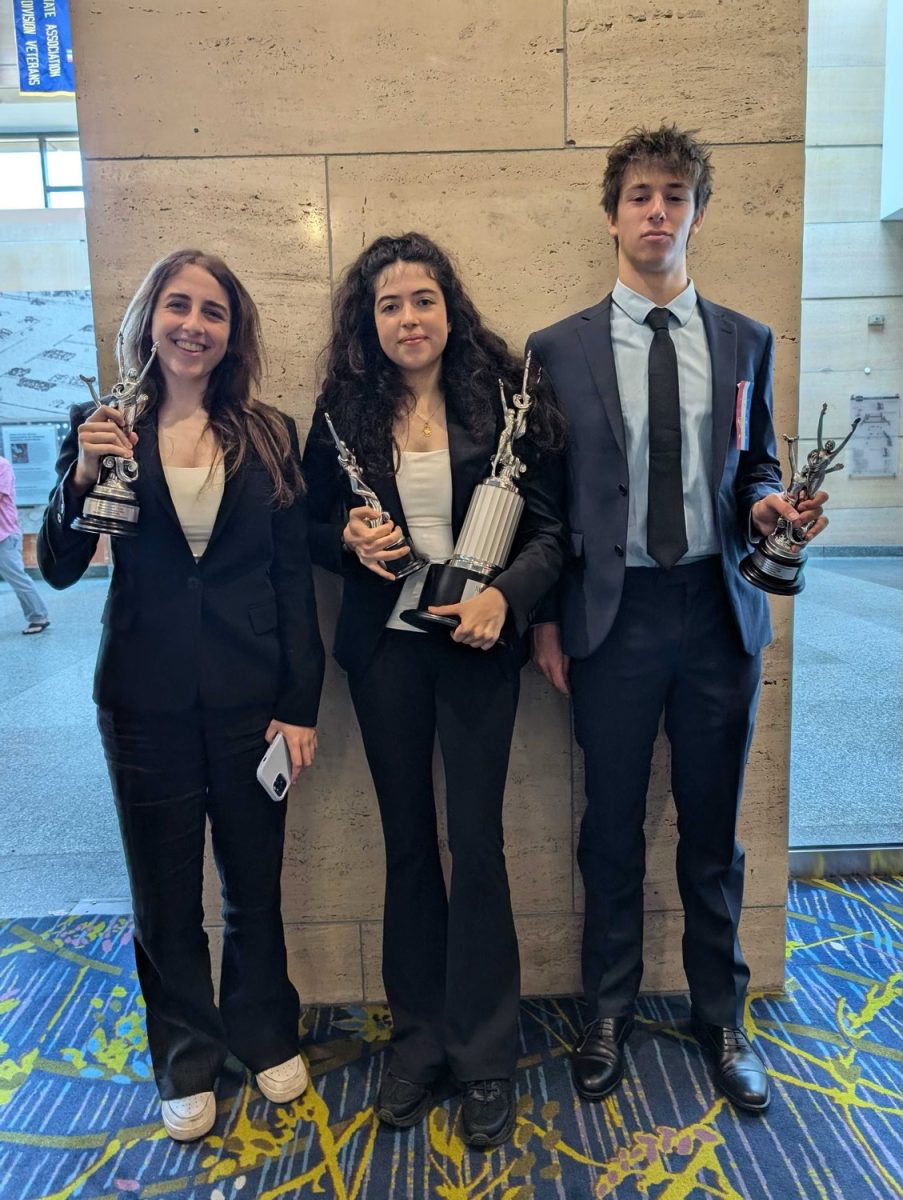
[162,462,225,559]
[385,449,454,632]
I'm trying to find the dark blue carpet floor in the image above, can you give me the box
[0,877,900,1199]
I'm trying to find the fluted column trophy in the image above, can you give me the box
[323,412,427,581]
[71,343,159,538]
[401,353,539,631]
[740,403,860,595]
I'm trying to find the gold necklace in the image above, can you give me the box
[411,396,444,437]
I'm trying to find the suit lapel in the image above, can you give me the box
[370,454,407,538]
[136,412,183,534]
[448,405,495,538]
[698,296,738,489]
[576,296,627,460]
[204,453,248,558]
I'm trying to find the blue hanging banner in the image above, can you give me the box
[13,0,75,95]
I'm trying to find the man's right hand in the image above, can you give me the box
[532,622,570,695]
[73,405,138,494]
[342,505,411,581]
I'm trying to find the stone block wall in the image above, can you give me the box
[69,0,805,1001]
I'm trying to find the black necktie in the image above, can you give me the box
[645,306,688,569]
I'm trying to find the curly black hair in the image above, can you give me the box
[317,232,562,476]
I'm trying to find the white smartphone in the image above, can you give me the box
[257,732,292,802]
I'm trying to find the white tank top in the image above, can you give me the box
[162,462,225,559]
[385,449,454,632]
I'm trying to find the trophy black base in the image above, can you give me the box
[739,543,806,596]
[385,546,429,582]
[71,514,139,538]
[400,561,492,632]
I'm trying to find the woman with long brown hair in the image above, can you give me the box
[38,249,324,1142]
[303,232,566,1147]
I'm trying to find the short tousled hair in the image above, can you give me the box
[601,125,714,217]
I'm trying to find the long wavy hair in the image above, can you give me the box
[117,249,303,506]
[317,232,562,475]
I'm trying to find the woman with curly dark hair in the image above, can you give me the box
[303,232,566,1146]
[38,250,324,1142]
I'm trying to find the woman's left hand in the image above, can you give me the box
[428,586,508,650]
[265,719,318,783]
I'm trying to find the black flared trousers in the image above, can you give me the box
[350,630,521,1084]
[98,704,300,1100]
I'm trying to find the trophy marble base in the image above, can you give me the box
[400,561,492,631]
[739,541,806,595]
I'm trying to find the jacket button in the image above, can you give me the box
[615,544,624,557]
[187,577,200,590]
[618,483,628,496]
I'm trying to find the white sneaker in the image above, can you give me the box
[256,1054,309,1103]
[160,1091,216,1141]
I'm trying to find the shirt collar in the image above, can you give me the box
[612,278,698,328]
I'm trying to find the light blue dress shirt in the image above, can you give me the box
[610,279,720,567]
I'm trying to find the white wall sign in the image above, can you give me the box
[848,394,900,478]
[1,423,60,505]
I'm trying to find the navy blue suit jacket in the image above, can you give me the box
[527,293,783,660]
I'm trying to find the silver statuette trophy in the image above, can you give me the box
[401,353,539,632]
[71,343,159,539]
[739,403,860,595]
[323,411,427,581]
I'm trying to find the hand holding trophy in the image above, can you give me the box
[740,402,859,594]
[400,352,540,632]
[71,342,159,538]
[323,411,427,581]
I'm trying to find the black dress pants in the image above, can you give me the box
[97,704,300,1100]
[570,558,762,1028]
[349,630,521,1084]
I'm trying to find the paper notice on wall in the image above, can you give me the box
[1,423,60,505]
[848,394,900,478]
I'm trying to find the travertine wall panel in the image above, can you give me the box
[806,68,886,147]
[804,148,883,223]
[807,0,888,67]
[801,2,900,548]
[81,157,330,414]
[566,0,804,147]
[328,144,803,354]
[801,300,902,373]
[71,1,563,159]
[803,224,903,299]
[71,0,806,1002]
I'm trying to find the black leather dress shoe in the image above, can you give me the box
[693,1021,770,1113]
[375,1071,431,1128]
[460,1079,515,1148]
[571,1015,634,1101]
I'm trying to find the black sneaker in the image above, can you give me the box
[460,1078,515,1148]
[375,1070,431,1128]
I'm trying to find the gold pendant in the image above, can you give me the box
[422,422,432,436]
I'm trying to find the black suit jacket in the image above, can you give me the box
[37,404,325,726]
[302,403,567,680]
[528,293,783,659]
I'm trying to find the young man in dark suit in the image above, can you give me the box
[528,126,828,1113]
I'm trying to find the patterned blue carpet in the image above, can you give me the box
[0,877,900,1199]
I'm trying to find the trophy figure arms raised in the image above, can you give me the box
[323,411,428,581]
[71,341,159,538]
[740,402,860,595]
